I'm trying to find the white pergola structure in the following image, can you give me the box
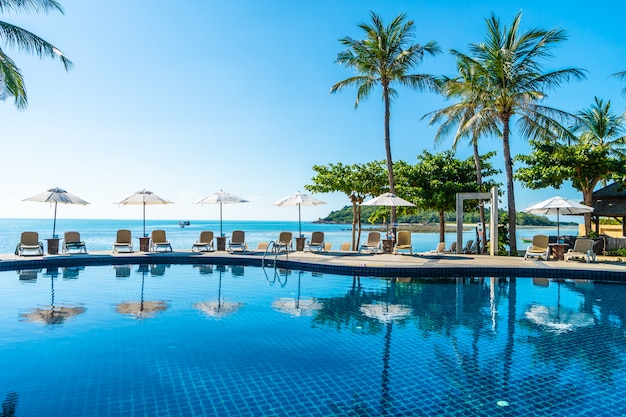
[455,187,498,256]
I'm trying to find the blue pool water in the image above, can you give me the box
[1,264,621,416]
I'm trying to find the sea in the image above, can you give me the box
[0,218,579,255]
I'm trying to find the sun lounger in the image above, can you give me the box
[393,230,412,255]
[16,231,44,256]
[62,231,87,254]
[444,241,457,254]
[524,235,550,260]
[564,238,596,263]
[306,232,325,253]
[113,229,133,253]
[192,231,214,252]
[430,242,446,254]
[274,231,293,253]
[462,240,475,254]
[227,230,247,252]
[359,232,382,254]
[151,230,173,252]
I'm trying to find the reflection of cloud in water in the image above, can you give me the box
[525,304,596,333]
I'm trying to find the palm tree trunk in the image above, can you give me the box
[439,210,446,243]
[383,85,396,228]
[501,117,517,254]
[472,140,487,253]
[582,189,593,236]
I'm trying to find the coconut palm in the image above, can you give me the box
[571,97,626,154]
[426,59,501,251]
[612,71,626,96]
[331,11,440,227]
[440,11,585,254]
[0,0,73,109]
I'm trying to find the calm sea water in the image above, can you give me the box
[0,218,578,255]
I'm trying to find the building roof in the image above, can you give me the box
[592,182,626,217]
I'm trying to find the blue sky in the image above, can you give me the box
[3,0,626,222]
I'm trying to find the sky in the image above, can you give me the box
[2,0,626,222]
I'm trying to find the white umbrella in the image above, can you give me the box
[23,187,89,238]
[361,193,415,237]
[196,190,249,236]
[116,190,174,237]
[361,193,416,207]
[273,191,326,237]
[524,196,593,238]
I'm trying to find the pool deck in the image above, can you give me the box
[5,248,626,281]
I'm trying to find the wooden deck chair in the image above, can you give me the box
[62,231,87,254]
[16,231,43,256]
[192,231,214,252]
[112,229,133,253]
[340,242,351,252]
[150,230,173,252]
[393,230,412,255]
[359,232,382,254]
[227,230,247,252]
[306,232,325,253]
[257,241,269,250]
[524,235,550,260]
[564,238,596,263]
[274,231,293,253]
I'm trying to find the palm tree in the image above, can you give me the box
[426,59,500,252]
[0,0,73,109]
[570,97,626,232]
[611,71,626,96]
[440,11,585,254]
[571,97,626,152]
[331,11,440,227]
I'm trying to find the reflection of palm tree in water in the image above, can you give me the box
[1,391,19,416]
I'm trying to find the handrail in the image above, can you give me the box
[261,240,290,268]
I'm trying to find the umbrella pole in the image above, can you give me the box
[557,208,560,241]
[143,202,146,237]
[298,204,302,237]
[220,202,223,237]
[52,202,58,238]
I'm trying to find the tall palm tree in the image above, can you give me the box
[331,11,440,227]
[0,0,73,109]
[441,11,585,254]
[426,59,500,252]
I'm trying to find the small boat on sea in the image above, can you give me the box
[178,221,190,228]
[521,237,532,243]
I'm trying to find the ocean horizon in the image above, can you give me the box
[0,218,579,255]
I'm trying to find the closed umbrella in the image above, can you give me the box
[524,196,593,238]
[273,191,326,237]
[196,190,249,236]
[117,190,173,237]
[361,193,415,237]
[23,187,89,238]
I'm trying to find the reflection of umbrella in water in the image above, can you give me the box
[360,278,411,413]
[524,196,593,239]
[273,191,326,238]
[525,281,596,333]
[196,190,249,237]
[272,271,321,317]
[23,187,89,238]
[116,190,174,237]
[194,266,244,319]
[20,269,85,325]
[116,265,168,319]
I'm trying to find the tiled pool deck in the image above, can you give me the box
[4,249,626,281]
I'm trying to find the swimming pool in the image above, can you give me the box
[1,264,625,416]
